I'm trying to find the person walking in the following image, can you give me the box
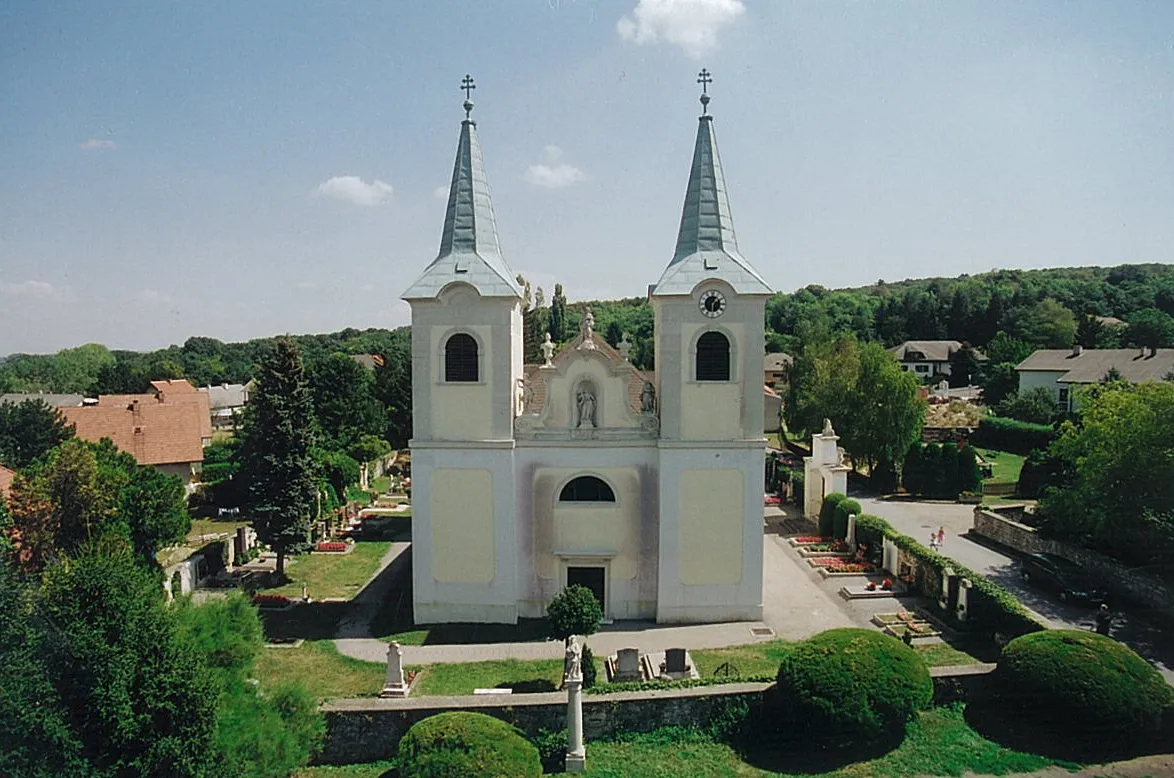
[1095,603,1112,636]
[936,526,946,550]
[929,531,939,552]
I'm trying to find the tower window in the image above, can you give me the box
[559,476,616,503]
[696,332,731,381]
[444,333,479,382]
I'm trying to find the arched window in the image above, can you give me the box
[444,333,478,382]
[559,476,616,503]
[696,332,731,381]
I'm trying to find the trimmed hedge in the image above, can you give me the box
[973,416,1055,455]
[397,712,541,778]
[994,630,1174,737]
[833,498,861,540]
[818,492,847,538]
[851,514,1043,639]
[774,628,932,745]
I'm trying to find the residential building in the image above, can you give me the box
[403,81,769,625]
[1016,346,1174,411]
[763,352,792,389]
[0,393,84,408]
[889,340,985,379]
[200,382,251,430]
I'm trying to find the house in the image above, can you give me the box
[763,352,792,389]
[0,464,15,503]
[0,393,85,408]
[889,340,985,379]
[61,379,212,490]
[402,81,770,625]
[764,385,782,433]
[200,382,251,430]
[351,354,385,371]
[1016,346,1174,412]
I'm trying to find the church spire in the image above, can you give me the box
[402,75,522,300]
[652,70,772,297]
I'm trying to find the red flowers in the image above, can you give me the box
[794,536,831,544]
[316,541,348,552]
[812,557,873,573]
[252,593,291,606]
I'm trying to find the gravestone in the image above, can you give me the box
[665,648,688,674]
[614,648,642,682]
[379,642,410,698]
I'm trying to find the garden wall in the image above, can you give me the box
[972,507,1174,616]
[920,426,976,444]
[317,670,996,765]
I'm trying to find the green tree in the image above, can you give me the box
[1038,381,1174,563]
[0,398,75,469]
[1016,298,1077,348]
[548,283,568,343]
[995,386,1060,425]
[838,343,925,474]
[947,344,981,387]
[8,544,219,776]
[238,338,318,579]
[1125,307,1174,349]
[307,353,386,450]
[374,338,413,449]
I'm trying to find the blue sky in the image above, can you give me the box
[2,1,1172,354]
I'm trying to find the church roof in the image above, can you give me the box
[402,94,522,300]
[652,88,772,297]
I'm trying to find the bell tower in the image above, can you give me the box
[402,76,524,624]
[652,71,773,623]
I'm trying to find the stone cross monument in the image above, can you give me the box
[563,635,586,772]
[379,641,409,698]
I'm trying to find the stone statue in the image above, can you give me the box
[541,333,556,366]
[564,635,583,682]
[576,386,597,428]
[581,308,595,340]
[641,381,656,414]
[380,641,409,697]
[618,333,631,363]
[822,418,835,437]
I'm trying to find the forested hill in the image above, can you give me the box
[3,263,1173,394]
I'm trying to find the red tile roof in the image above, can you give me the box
[98,379,213,441]
[62,393,208,467]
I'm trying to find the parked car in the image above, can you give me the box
[1020,552,1108,605]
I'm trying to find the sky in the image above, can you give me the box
[2,1,1173,354]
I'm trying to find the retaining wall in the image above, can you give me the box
[972,507,1174,615]
[317,669,995,765]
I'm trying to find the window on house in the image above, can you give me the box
[696,332,731,381]
[444,333,478,382]
[1058,387,1069,407]
[559,476,616,503]
[915,365,929,373]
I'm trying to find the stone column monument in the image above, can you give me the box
[379,642,409,698]
[564,635,586,773]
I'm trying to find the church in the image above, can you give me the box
[402,74,774,625]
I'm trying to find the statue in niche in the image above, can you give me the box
[575,385,597,428]
[641,381,656,414]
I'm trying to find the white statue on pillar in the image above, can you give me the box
[618,333,631,363]
[564,635,586,773]
[541,333,556,367]
[579,308,596,350]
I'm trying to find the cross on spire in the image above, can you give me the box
[461,74,476,119]
[697,68,712,114]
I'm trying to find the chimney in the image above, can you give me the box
[1072,344,1083,356]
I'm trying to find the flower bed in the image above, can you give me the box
[809,557,873,574]
[764,495,781,506]
[804,540,849,553]
[252,593,293,608]
[315,541,349,552]
[791,535,831,545]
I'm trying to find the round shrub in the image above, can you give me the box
[833,498,861,540]
[398,712,541,778]
[818,492,847,538]
[994,630,1174,737]
[775,628,932,745]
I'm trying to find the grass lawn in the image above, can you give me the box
[186,518,247,543]
[254,640,385,699]
[295,706,1072,778]
[915,642,984,667]
[410,657,570,696]
[692,640,795,678]
[264,540,392,601]
[370,474,391,493]
[978,448,1026,486]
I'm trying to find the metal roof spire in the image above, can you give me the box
[652,70,772,297]
[402,75,522,300]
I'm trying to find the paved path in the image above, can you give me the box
[854,494,1174,683]
[334,541,411,640]
[335,530,855,665]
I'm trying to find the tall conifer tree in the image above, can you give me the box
[238,338,317,578]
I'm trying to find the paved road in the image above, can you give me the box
[854,494,1174,683]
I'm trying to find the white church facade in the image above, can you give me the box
[402,76,773,625]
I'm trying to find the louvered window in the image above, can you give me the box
[696,332,731,381]
[444,333,479,382]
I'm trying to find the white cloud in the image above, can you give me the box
[0,280,72,302]
[524,145,585,189]
[617,0,745,58]
[80,138,117,150]
[313,176,393,206]
[434,185,450,200]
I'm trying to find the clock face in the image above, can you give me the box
[699,289,727,318]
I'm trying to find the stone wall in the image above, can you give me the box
[317,670,995,765]
[920,426,976,444]
[972,507,1174,615]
